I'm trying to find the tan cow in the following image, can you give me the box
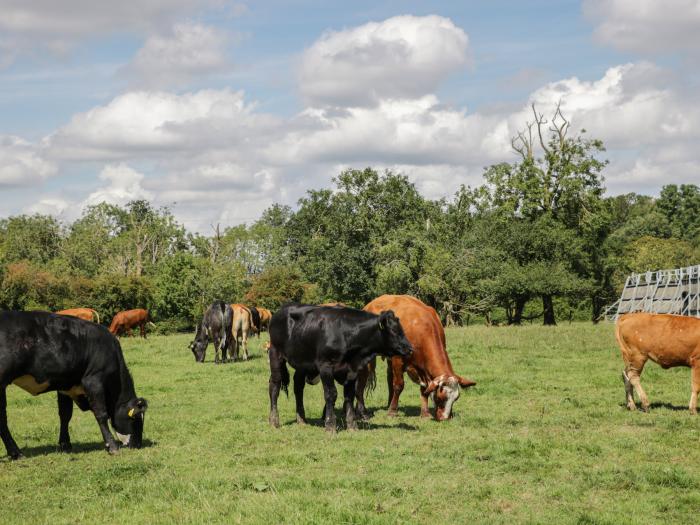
[109,309,154,338]
[56,308,100,324]
[230,304,253,361]
[617,312,700,414]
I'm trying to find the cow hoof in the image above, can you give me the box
[106,445,119,455]
[690,409,698,416]
[58,442,72,453]
[8,451,24,460]
[626,403,636,411]
[296,415,307,425]
[346,423,358,432]
[269,414,280,428]
[640,406,650,413]
[420,412,432,419]
[386,410,398,418]
[325,426,337,434]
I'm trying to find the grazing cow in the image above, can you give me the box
[616,313,700,414]
[268,304,413,431]
[0,311,148,458]
[359,295,476,421]
[258,307,272,332]
[230,304,253,361]
[56,308,100,324]
[189,301,233,364]
[109,309,154,338]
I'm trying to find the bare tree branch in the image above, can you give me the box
[531,103,550,155]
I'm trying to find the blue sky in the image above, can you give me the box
[1,0,698,231]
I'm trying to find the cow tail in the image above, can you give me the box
[615,316,629,368]
[281,360,290,397]
[365,359,377,394]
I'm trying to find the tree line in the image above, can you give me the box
[1,106,699,330]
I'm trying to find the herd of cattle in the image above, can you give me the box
[0,293,699,459]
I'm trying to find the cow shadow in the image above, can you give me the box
[2,438,157,459]
[648,402,689,412]
[281,409,418,431]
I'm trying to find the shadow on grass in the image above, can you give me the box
[281,407,419,431]
[2,438,157,460]
[649,402,690,412]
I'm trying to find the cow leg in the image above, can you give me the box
[622,370,635,411]
[689,359,700,415]
[57,392,73,452]
[0,385,22,459]
[241,331,249,361]
[140,322,146,339]
[418,386,431,419]
[343,379,357,431]
[213,336,221,365]
[268,346,283,428]
[625,363,649,412]
[82,378,119,454]
[355,366,371,421]
[387,358,404,417]
[293,370,306,424]
[320,367,337,432]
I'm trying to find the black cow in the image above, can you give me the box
[268,304,413,431]
[0,311,148,459]
[189,301,233,364]
[249,306,261,338]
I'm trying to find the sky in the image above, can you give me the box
[1,0,699,232]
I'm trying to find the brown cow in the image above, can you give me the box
[359,295,475,421]
[616,313,700,414]
[258,307,272,332]
[109,309,153,338]
[230,304,253,360]
[56,308,100,324]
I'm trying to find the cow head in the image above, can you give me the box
[424,375,476,420]
[189,323,208,362]
[378,310,413,358]
[112,397,148,448]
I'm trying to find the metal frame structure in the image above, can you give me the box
[603,264,700,321]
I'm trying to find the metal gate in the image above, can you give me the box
[603,264,700,321]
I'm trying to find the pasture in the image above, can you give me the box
[2,324,699,524]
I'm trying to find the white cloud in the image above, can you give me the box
[84,163,153,207]
[0,136,56,188]
[299,15,470,107]
[0,0,233,65]
[584,0,700,56]
[122,23,231,89]
[46,89,278,161]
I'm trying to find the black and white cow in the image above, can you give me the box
[268,304,413,431]
[0,311,148,459]
[189,301,233,363]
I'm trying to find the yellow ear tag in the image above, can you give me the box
[128,408,136,418]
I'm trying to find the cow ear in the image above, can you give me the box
[457,375,476,388]
[128,398,148,418]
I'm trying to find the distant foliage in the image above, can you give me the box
[1,107,698,329]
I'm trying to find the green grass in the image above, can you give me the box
[2,323,700,524]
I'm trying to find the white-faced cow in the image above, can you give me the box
[267,304,413,432]
[189,301,233,364]
[0,311,148,459]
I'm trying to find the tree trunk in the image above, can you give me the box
[511,296,527,325]
[542,294,556,326]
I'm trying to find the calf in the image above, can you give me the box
[0,311,148,458]
[359,295,475,421]
[190,301,233,364]
[258,307,272,332]
[268,304,413,431]
[109,309,154,338]
[616,313,700,413]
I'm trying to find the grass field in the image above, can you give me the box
[2,323,700,524]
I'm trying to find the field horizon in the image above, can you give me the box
[1,323,699,524]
